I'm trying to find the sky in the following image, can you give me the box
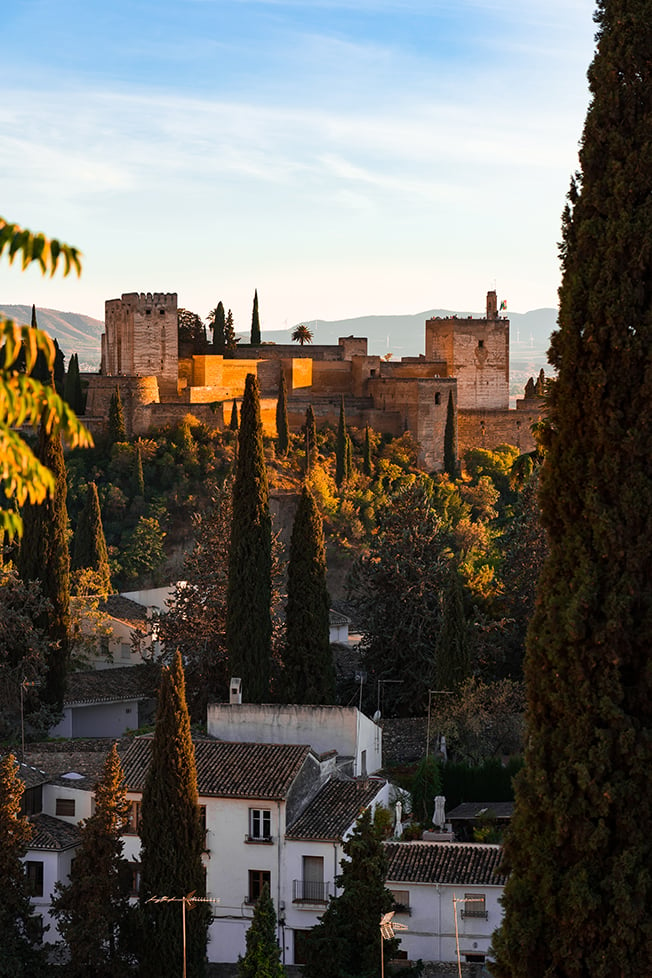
[2,0,597,334]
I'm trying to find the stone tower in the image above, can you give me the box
[424,290,509,410]
[101,292,179,397]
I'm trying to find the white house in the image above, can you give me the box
[49,664,158,739]
[206,702,382,778]
[384,841,507,967]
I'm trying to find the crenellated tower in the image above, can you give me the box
[101,292,179,397]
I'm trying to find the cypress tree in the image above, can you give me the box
[335,397,348,488]
[250,288,261,345]
[303,808,397,978]
[212,301,226,354]
[237,883,285,978]
[304,405,317,475]
[52,744,133,977]
[72,482,111,595]
[64,353,84,414]
[29,305,50,383]
[0,754,47,976]
[53,339,66,397]
[345,431,353,482]
[492,4,652,976]
[108,385,127,443]
[139,652,210,978]
[229,399,239,432]
[275,372,289,456]
[18,418,70,708]
[443,389,457,478]
[224,309,239,358]
[363,424,372,478]
[284,484,334,704]
[226,373,272,702]
[133,441,145,498]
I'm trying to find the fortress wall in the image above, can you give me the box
[311,360,354,394]
[85,375,161,437]
[351,356,381,397]
[426,315,509,411]
[234,344,344,362]
[338,336,368,359]
[289,358,313,391]
[425,317,455,365]
[458,408,543,455]
[382,362,443,379]
[191,355,224,387]
[368,376,456,470]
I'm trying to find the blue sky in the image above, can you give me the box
[2,0,596,333]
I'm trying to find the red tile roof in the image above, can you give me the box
[286,777,386,841]
[120,737,311,799]
[384,842,507,886]
[28,813,82,851]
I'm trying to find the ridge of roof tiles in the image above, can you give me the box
[120,737,311,798]
[286,777,386,841]
[384,841,507,886]
[28,812,82,851]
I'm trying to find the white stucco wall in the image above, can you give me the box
[49,699,141,739]
[206,704,382,776]
[23,847,77,944]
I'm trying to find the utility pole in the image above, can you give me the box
[147,892,220,978]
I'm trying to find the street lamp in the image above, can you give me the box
[452,894,486,978]
[379,910,407,978]
[147,892,220,978]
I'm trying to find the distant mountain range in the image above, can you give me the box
[0,303,556,387]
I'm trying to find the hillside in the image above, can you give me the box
[0,304,104,371]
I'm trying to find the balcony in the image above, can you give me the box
[292,879,331,905]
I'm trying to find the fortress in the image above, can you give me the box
[85,290,544,470]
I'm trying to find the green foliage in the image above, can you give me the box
[275,372,289,456]
[303,807,397,978]
[291,323,313,346]
[226,374,272,702]
[348,484,469,714]
[492,5,652,975]
[132,441,145,498]
[0,753,47,977]
[283,484,334,704]
[224,308,239,357]
[52,744,135,977]
[441,757,523,811]
[238,884,285,978]
[250,289,261,345]
[108,386,127,444]
[363,424,372,477]
[53,338,66,397]
[0,568,50,740]
[410,755,442,825]
[178,308,207,353]
[443,389,456,478]
[18,417,71,707]
[303,404,317,474]
[436,677,525,765]
[139,652,210,978]
[120,516,166,584]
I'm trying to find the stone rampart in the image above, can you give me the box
[458,407,542,455]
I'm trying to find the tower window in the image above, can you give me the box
[478,339,484,348]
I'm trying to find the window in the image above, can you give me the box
[56,797,75,817]
[293,855,328,904]
[248,808,271,841]
[461,893,487,919]
[478,339,484,348]
[435,392,441,405]
[125,800,141,834]
[248,870,271,904]
[120,642,131,660]
[25,861,44,897]
[389,889,411,914]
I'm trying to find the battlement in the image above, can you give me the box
[119,292,178,313]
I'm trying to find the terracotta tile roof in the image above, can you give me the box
[120,737,311,799]
[28,813,82,851]
[14,761,51,789]
[63,664,160,706]
[102,594,149,627]
[384,842,507,887]
[286,777,386,841]
[446,802,514,821]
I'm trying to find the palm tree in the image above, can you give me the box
[291,323,313,346]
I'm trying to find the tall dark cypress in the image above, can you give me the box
[304,405,317,475]
[276,371,289,456]
[108,385,127,443]
[64,353,84,413]
[250,289,261,345]
[72,482,111,594]
[229,399,239,432]
[284,484,334,704]
[226,373,272,702]
[363,424,372,478]
[53,339,66,396]
[212,301,226,354]
[335,397,348,487]
[30,305,50,383]
[18,418,70,707]
[443,389,456,478]
[492,4,652,977]
[139,652,210,978]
